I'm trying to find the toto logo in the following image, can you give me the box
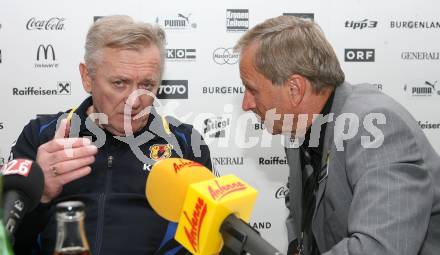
[275,185,289,199]
[158,80,188,99]
[213,48,239,65]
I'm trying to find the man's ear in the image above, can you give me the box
[79,63,92,94]
[286,74,307,106]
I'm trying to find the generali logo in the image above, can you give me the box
[183,197,207,253]
[173,159,202,173]
[208,179,246,200]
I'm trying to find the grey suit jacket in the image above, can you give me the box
[285,82,440,255]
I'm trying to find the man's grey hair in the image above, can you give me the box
[234,15,345,92]
[84,15,166,79]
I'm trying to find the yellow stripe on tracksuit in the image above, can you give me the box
[66,107,171,135]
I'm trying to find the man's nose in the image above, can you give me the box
[126,87,142,109]
[242,90,256,111]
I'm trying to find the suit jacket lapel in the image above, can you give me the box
[313,82,353,220]
[285,147,303,245]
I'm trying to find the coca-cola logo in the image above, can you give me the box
[26,17,65,30]
[275,185,289,199]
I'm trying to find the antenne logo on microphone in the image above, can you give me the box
[173,159,203,173]
[183,197,207,253]
[208,179,246,200]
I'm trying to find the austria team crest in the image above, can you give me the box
[149,144,173,160]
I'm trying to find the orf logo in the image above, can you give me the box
[37,44,55,61]
[213,48,239,65]
[344,48,375,62]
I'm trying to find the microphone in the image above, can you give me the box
[1,159,45,244]
[146,158,283,255]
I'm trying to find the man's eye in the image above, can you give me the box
[112,80,124,88]
[139,83,153,91]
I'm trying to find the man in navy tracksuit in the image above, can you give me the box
[10,15,212,255]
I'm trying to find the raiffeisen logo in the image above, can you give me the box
[208,180,246,200]
[259,156,288,165]
[12,82,71,96]
[183,197,207,253]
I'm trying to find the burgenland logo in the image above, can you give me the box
[26,17,65,30]
[253,121,264,130]
[391,20,440,29]
[213,48,239,65]
[401,51,440,60]
[212,156,244,166]
[202,86,244,95]
[275,185,289,199]
[203,117,231,138]
[158,80,188,99]
[226,9,249,32]
[35,44,59,68]
[404,81,440,97]
[282,13,314,21]
[248,221,272,230]
[156,13,196,30]
[345,19,378,29]
[344,48,375,62]
[13,81,71,96]
[166,48,196,61]
[418,120,440,129]
[259,156,288,165]
[183,197,207,253]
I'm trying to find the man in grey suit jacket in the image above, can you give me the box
[234,15,440,254]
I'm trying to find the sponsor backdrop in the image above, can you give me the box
[1,0,440,252]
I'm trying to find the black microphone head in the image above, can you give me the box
[2,159,45,210]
